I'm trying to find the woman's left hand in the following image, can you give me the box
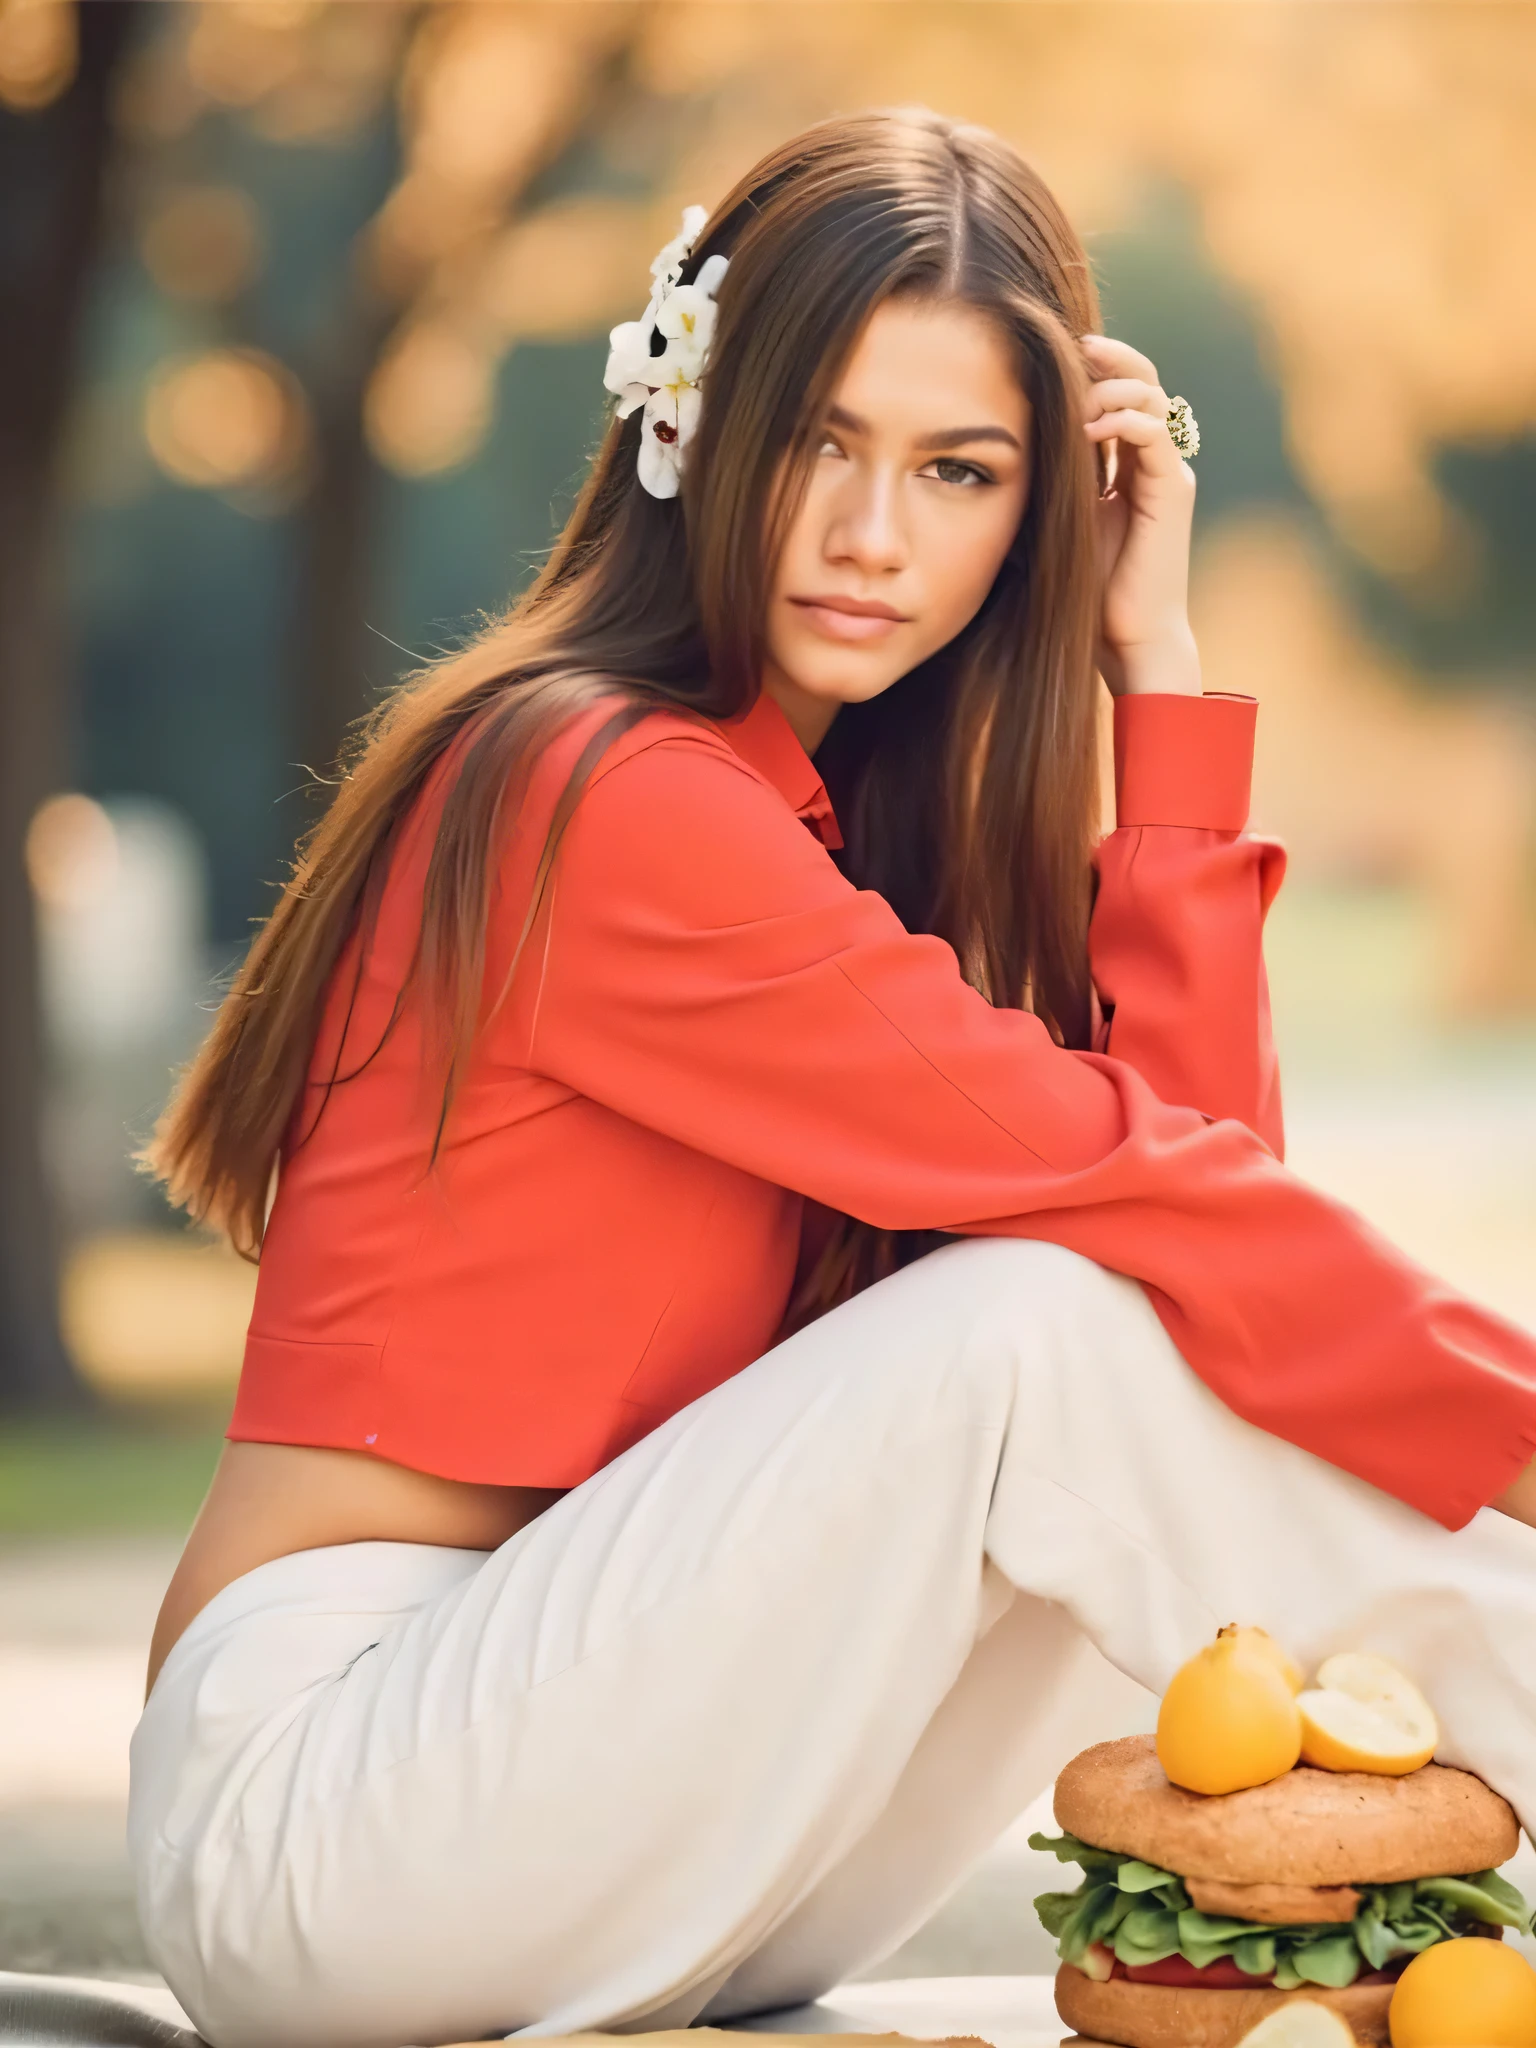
[1081,333,1201,697]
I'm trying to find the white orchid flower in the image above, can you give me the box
[608,215,726,497]
[649,204,708,290]
[652,255,729,385]
[603,315,658,416]
[654,285,718,381]
[637,379,701,499]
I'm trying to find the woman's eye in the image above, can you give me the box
[818,436,847,459]
[924,457,992,487]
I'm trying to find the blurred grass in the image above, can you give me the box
[0,1405,226,1539]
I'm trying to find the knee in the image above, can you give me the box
[916,1236,1167,1404]
[928,1234,1142,1327]
[785,1235,1160,1442]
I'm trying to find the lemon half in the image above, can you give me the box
[1236,2003,1357,2048]
[1298,1651,1438,1776]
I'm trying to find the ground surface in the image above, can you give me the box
[0,1537,178,1981]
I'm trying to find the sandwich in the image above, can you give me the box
[1031,1734,1531,2048]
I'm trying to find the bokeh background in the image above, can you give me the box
[1,0,1534,1991]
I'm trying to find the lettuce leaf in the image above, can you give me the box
[1029,1831,1534,1987]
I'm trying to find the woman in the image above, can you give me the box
[133,110,1536,2048]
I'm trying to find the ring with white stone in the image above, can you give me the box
[1166,395,1200,460]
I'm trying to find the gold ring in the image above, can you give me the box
[1166,396,1200,460]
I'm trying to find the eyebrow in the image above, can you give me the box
[826,403,1022,452]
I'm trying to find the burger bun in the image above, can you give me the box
[1055,1964,1392,2048]
[1054,1735,1515,1886]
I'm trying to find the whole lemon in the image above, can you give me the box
[1390,1938,1536,2048]
[1220,1622,1305,1695]
[1156,1628,1302,1795]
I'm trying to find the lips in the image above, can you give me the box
[792,594,906,619]
[788,594,910,643]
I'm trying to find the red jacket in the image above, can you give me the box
[232,690,1536,1528]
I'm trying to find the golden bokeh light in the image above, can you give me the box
[62,1232,256,1395]
[364,320,495,477]
[139,185,264,303]
[632,2,773,100]
[366,167,478,293]
[372,4,631,290]
[243,3,408,146]
[25,796,119,916]
[116,0,402,147]
[185,0,310,108]
[0,0,76,112]
[142,347,309,495]
[478,197,655,344]
[405,9,588,196]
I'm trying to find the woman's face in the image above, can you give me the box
[762,296,1032,752]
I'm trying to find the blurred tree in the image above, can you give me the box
[0,0,140,1407]
[291,0,648,784]
[108,2,665,802]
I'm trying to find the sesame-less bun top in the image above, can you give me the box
[1055,1735,1517,1887]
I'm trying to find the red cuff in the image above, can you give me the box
[1113,692,1256,831]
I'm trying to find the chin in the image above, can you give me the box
[779,652,910,714]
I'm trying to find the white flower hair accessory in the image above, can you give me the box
[603,204,729,500]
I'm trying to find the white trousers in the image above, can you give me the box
[128,1239,1536,2048]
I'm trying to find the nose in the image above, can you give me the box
[824,459,909,577]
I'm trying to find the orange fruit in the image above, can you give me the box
[1299,1652,1438,1776]
[1389,1937,1536,2047]
[1156,1628,1303,1796]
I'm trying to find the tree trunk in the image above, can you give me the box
[0,0,140,1408]
[288,278,400,794]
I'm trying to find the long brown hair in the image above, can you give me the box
[147,106,1105,1327]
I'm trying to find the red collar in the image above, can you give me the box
[715,692,844,851]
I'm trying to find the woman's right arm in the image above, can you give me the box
[497,727,1536,1534]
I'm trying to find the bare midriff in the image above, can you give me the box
[145,1441,565,1697]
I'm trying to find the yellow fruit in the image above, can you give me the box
[1389,1937,1536,2048]
[1299,1652,1439,1776]
[1221,1623,1306,1695]
[1156,1629,1303,1795]
[1236,2002,1357,2048]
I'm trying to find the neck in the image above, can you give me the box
[760,667,839,755]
